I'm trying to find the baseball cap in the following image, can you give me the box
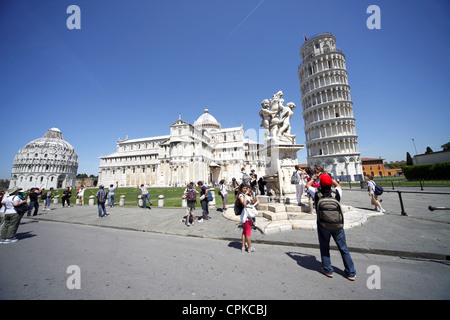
[319,173,333,187]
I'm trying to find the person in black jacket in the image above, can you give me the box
[61,187,72,207]
[27,188,42,216]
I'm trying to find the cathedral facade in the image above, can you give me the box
[98,109,266,187]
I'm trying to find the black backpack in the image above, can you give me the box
[316,191,344,230]
[234,199,244,216]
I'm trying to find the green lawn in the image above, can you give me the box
[41,187,235,207]
[342,177,450,188]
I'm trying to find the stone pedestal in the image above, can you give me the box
[261,137,304,202]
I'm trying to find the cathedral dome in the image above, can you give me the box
[194,108,221,132]
[10,127,78,190]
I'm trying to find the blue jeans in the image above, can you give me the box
[108,194,115,207]
[27,201,39,216]
[317,224,356,277]
[142,194,152,208]
[98,201,107,217]
[201,199,209,218]
[45,198,51,207]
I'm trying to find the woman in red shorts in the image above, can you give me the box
[238,184,256,253]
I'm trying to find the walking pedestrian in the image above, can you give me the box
[0,186,27,244]
[139,184,152,209]
[366,174,385,213]
[314,173,356,281]
[96,185,108,218]
[197,181,210,221]
[183,182,198,226]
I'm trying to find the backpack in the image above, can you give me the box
[369,181,383,196]
[374,184,383,196]
[316,191,344,230]
[291,171,300,185]
[206,190,213,202]
[41,192,47,200]
[242,173,251,187]
[186,189,196,202]
[234,201,244,216]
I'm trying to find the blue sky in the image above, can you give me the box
[1,0,449,179]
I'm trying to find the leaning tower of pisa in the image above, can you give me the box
[298,33,362,181]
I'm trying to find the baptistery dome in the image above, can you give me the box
[9,127,78,190]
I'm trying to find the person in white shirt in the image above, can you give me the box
[139,184,152,209]
[366,174,385,213]
[219,179,228,211]
[237,184,257,253]
[1,186,27,244]
[77,186,85,206]
[294,165,306,206]
[108,182,118,207]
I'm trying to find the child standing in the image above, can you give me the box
[183,182,198,226]
[237,184,256,253]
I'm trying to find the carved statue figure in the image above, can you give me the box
[259,91,296,143]
[259,99,277,137]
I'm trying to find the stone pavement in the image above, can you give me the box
[22,187,450,260]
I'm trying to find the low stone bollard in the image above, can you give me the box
[53,195,59,204]
[181,197,187,207]
[158,195,164,207]
[89,195,95,206]
[120,195,125,206]
[137,195,143,207]
[208,188,216,207]
[76,198,80,205]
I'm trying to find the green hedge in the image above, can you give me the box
[402,161,450,180]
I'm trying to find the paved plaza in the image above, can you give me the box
[23,187,450,261]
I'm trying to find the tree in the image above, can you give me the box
[425,146,433,154]
[406,152,413,165]
[441,142,450,151]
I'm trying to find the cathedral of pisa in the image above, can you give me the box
[98,109,266,187]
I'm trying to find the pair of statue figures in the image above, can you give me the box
[259,91,296,143]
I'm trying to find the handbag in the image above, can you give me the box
[15,202,30,215]
[245,206,258,218]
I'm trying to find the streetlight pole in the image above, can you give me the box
[412,138,418,155]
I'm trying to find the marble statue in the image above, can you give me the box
[259,91,297,143]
